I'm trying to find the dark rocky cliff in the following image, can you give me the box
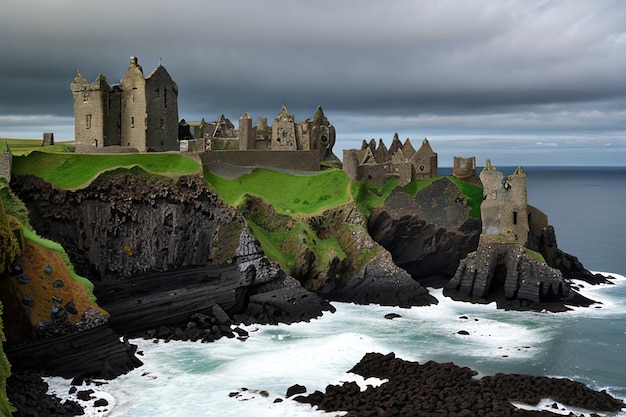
[366,177,608,310]
[8,172,334,380]
[6,170,608,380]
[12,171,243,279]
[368,178,481,286]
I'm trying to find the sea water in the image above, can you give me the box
[46,167,626,417]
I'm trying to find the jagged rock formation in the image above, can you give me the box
[445,238,571,310]
[322,249,437,307]
[294,352,625,416]
[368,178,481,286]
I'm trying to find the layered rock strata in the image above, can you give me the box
[444,238,573,311]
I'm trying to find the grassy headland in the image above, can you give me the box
[1,138,74,156]
[12,152,201,189]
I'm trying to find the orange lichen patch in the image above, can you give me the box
[12,241,107,326]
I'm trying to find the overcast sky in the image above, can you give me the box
[1,0,625,166]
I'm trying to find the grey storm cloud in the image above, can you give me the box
[1,0,625,165]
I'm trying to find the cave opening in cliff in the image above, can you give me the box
[539,282,564,303]
[487,263,508,299]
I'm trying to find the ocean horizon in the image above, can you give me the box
[46,166,626,417]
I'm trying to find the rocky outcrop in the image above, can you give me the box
[6,371,83,417]
[295,352,625,417]
[4,324,142,379]
[444,238,576,311]
[239,193,436,307]
[531,225,611,284]
[368,178,481,286]
[323,250,437,307]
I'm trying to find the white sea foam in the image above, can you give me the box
[567,272,626,315]
[44,273,626,416]
[512,398,622,417]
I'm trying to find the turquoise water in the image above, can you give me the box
[47,167,626,416]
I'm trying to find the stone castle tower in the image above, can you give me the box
[238,112,256,150]
[479,160,529,244]
[71,57,178,153]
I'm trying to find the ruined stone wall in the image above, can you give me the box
[479,163,529,244]
[342,150,359,181]
[295,121,311,150]
[272,121,297,150]
[42,133,54,146]
[358,163,388,187]
[411,154,437,179]
[105,89,122,147]
[200,149,322,171]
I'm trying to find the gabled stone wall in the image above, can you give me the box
[343,134,438,186]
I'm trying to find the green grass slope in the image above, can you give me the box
[1,138,74,156]
[12,152,201,189]
[205,168,352,215]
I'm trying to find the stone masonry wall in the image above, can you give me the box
[0,147,11,180]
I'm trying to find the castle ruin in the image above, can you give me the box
[479,160,529,244]
[342,134,437,186]
[446,161,567,305]
[71,57,179,153]
[186,104,339,171]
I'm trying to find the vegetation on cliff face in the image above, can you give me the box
[205,169,381,289]
[403,176,483,219]
[12,151,201,189]
[0,179,96,302]
[0,195,17,417]
[205,168,482,291]
[350,177,399,218]
[0,305,14,417]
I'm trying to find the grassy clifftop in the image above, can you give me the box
[205,168,480,286]
[12,151,201,189]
